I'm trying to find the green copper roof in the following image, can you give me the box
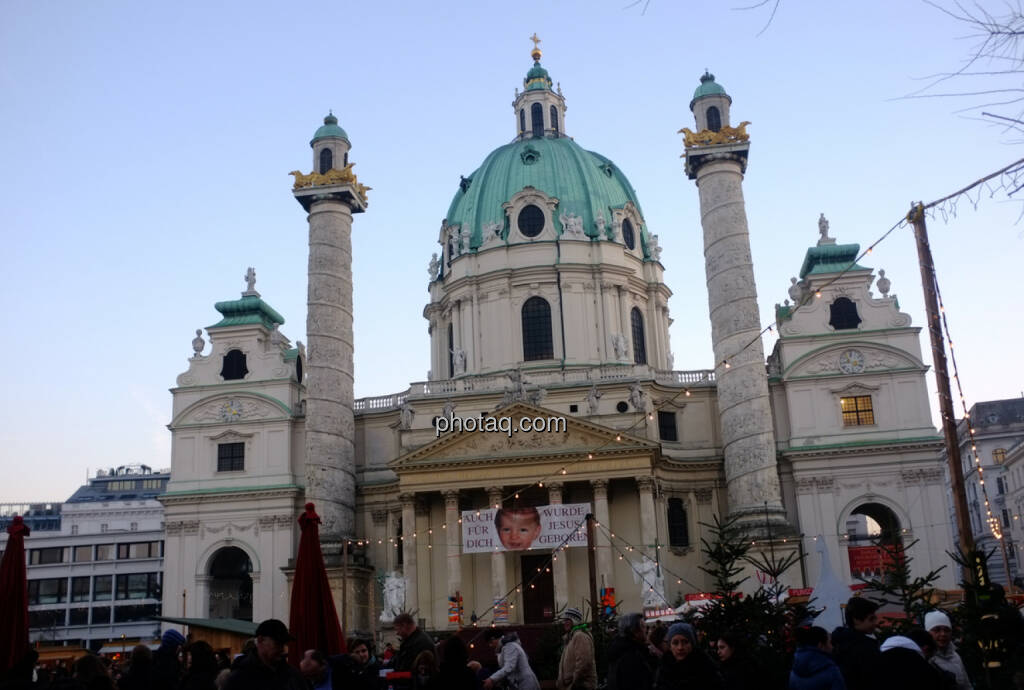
[525,61,553,91]
[691,71,729,105]
[209,294,285,330]
[799,243,869,279]
[445,136,648,251]
[311,112,349,145]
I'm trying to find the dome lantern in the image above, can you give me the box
[513,34,567,141]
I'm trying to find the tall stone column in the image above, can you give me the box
[400,493,418,615]
[617,286,630,357]
[443,490,462,627]
[590,480,614,591]
[547,483,570,612]
[487,487,508,615]
[683,74,787,531]
[293,133,368,547]
[636,477,658,558]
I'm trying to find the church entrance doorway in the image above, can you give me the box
[520,554,555,624]
[846,502,904,582]
[208,546,253,621]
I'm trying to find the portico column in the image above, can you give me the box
[636,477,657,559]
[487,486,508,617]
[400,493,418,615]
[547,483,570,612]
[444,490,462,627]
[590,480,614,591]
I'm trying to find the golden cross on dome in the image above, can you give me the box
[530,33,541,50]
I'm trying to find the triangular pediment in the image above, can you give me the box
[390,402,658,472]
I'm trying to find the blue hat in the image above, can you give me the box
[162,629,186,646]
[666,622,695,645]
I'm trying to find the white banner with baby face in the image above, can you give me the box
[460,503,591,553]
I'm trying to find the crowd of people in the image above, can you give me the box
[1,596,1014,690]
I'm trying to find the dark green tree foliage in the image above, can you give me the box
[690,515,816,690]
[857,537,945,635]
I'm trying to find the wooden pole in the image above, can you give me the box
[342,538,349,634]
[586,514,599,625]
[909,203,975,568]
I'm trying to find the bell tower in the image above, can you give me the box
[292,113,369,549]
[683,73,789,532]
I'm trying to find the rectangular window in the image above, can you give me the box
[118,540,160,559]
[113,603,160,623]
[95,544,114,561]
[29,547,67,565]
[657,411,678,442]
[28,578,68,604]
[28,609,65,629]
[142,479,164,490]
[217,442,245,472]
[667,498,689,547]
[71,576,91,602]
[1003,509,1011,528]
[91,606,111,624]
[68,607,89,626]
[997,477,1006,495]
[840,396,875,426]
[93,575,112,601]
[71,525,79,535]
[116,573,160,600]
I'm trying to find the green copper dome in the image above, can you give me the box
[310,112,349,145]
[691,71,729,106]
[524,61,553,91]
[446,136,651,253]
[209,295,285,330]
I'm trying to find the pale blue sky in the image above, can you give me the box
[2,1,1021,502]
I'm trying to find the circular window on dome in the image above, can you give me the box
[518,204,545,237]
[622,218,636,250]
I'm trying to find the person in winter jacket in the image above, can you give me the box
[924,610,971,690]
[221,619,305,690]
[392,613,438,673]
[556,607,597,690]
[606,613,655,690]
[873,635,940,690]
[788,626,845,690]
[152,629,186,690]
[333,638,382,690]
[653,622,724,690]
[483,629,541,690]
[904,629,957,690]
[180,640,220,690]
[830,597,880,690]
[715,630,759,690]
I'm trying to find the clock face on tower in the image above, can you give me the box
[838,349,865,374]
[220,398,243,422]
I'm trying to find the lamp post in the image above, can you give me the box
[121,632,126,658]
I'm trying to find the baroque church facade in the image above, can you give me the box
[160,46,955,635]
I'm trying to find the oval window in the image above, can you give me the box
[622,218,636,249]
[518,204,545,237]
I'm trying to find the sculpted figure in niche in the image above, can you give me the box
[559,212,584,237]
[628,383,649,413]
[399,401,415,430]
[451,347,466,375]
[611,333,628,360]
[595,211,608,239]
[586,385,602,414]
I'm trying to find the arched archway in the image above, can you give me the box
[845,502,904,581]
[208,546,253,621]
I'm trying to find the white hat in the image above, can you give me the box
[880,635,923,657]
[924,610,952,631]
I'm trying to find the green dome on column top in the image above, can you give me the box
[525,61,553,91]
[445,136,649,252]
[310,112,349,145]
[690,71,730,107]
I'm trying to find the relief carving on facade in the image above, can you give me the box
[183,520,200,535]
[371,509,389,525]
[795,476,836,493]
[694,488,713,504]
[900,468,944,484]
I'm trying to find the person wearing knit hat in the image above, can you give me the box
[556,606,596,689]
[924,610,971,690]
[152,628,185,690]
[162,629,186,647]
[654,622,723,690]
[874,631,957,690]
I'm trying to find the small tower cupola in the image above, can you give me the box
[310,111,351,173]
[513,34,567,141]
[690,71,732,132]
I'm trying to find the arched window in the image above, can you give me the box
[318,148,333,174]
[667,498,689,547]
[829,297,862,330]
[531,103,544,138]
[622,218,636,249]
[519,109,526,135]
[295,356,303,384]
[631,308,647,365]
[447,323,454,378]
[220,349,248,380]
[208,547,253,621]
[706,106,722,132]
[550,106,559,136]
[518,204,545,237]
[522,297,554,361]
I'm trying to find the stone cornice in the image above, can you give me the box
[159,484,302,505]
[782,437,942,460]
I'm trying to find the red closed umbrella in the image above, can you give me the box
[0,515,30,677]
[288,503,345,665]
